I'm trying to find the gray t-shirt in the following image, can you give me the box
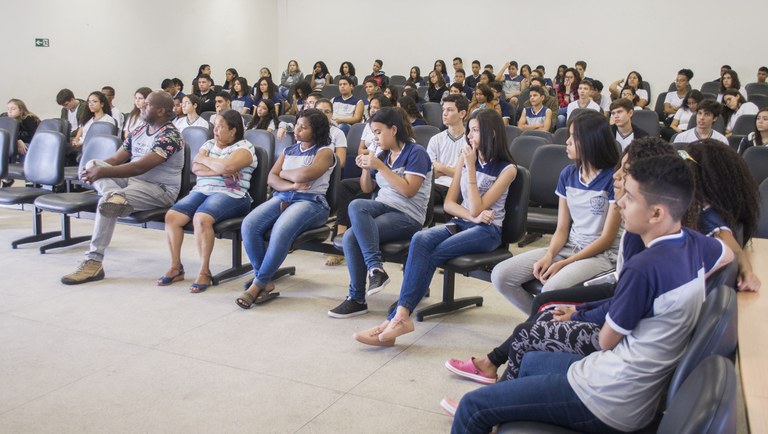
[122,122,184,196]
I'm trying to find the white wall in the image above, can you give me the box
[277,0,767,103]
[0,0,277,119]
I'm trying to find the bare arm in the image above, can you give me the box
[598,323,624,351]
[714,231,756,291]
[82,148,167,183]
[279,147,334,183]
[193,147,253,176]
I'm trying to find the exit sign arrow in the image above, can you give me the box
[35,38,49,47]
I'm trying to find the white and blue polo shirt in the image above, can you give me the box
[332,95,360,120]
[459,160,515,227]
[556,164,617,250]
[372,142,432,225]
[281,143,335,195]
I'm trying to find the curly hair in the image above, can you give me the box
[297,108,331,147]
[684,139,760,244]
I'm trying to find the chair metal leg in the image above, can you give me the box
[517,232,542,248]
[39,214,90,253]
[415,270,483,321]
[211,234,252,285]
[11,207,61,248]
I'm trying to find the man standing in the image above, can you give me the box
[62,91,185,284]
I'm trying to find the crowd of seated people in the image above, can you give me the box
[2,58,768,433]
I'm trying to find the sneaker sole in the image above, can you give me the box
[439,398,457,417]
[366,277,391,297]
[99,202,134,218]
[61,270,105,285]
[444,360,496,385]
[327,308,369,319]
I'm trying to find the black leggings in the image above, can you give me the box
[527,283,616,321]
[336,178,372,228]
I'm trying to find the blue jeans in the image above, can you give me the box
[344,199,422,301]
[389,219,501,319]
[556,107,568,129]
[337,123,351,135]
[452,352,623,434]
[278,86,290,101]
[242,191,329,287]
[170,191,251,222]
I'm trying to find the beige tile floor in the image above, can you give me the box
[0,205,533,433]
[0,204,749,433]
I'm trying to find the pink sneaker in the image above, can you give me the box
[444,357,497,384]
[440,397,458,417]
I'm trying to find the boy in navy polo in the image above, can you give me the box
[451,155,733,433]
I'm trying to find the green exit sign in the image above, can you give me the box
[35,38,49,47]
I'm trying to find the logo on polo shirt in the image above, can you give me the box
[590,196,607,214]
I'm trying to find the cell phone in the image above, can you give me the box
[446,223,460,235]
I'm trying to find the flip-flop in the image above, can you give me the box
[189,272,212,293]
[253,286,280,304]
[157,266,184,286]
[237,286,279,309]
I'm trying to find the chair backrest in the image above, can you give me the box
[632,109,660,137]
[274,131,295,168]
[504,125,522,147]
[758,178,768,238]
[552,127,569,145]
[389,75,407,86]
[23,130,65,186]
[528,144,571,206]
[241,113,254,126]
[727,134,743,151]
[700,81,721,95]
[422,102,444,129]
[666,285,737,403]
[732,114,755,136]
[86,121,118,140]
[352,85,365,99]
[0,117,20,160]
[321,85,340,99]
[181,126,212,158]
[749,94,768,108]
[654,91,669,121]
[520,130,553,142]
[77,135,121,189]
[345,123,366,158]
[500,166,531,245]
[412,125,440,148]
[668,82,692,93]
[38,118,69,138]
[742,146,768,186]
[249,146,270,207]
[417,86,428,100]
[326,160,341,216]
[200,111,216,122]
[244,129,276,171]
[687,113,726,133]
[278,114,296,125]
[509,135,547,169]
[657,355,737,434]
[0,128,9,179]
[517,88,531,106]
[745,82,768,97]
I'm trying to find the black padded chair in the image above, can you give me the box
[37,118,69,138]
[389,75,407,86]
[732,114,756,136]
[498,355,737,434]
[273,130,295,167]
[520,130,553,142]
[200,111,216,122]
[508,135,547,169]
[241,113,254,126]
[687,113,726,134]
[700,81,721,95]
[321,85,340,99]
[278,114,296,125]
[742,146,768,186]
[757,179,768,238]
[32,135,122,253]
[208,146,270,284]
[552,127,569,145]
[415,166,531,321]
[748,93,768,108]
[746,82,768,97]
[505,125,522,147]
[0,129,9,181]
[412,125,440,148]
[632,109,660,137]
[654,91,669,122]
[86,121,118,139]
[522,145,571,245]
[422,102,444,130]
[0,131,65,248]
[0,117,21,179]
[182,126,212,157]
[352,85,365,100]
[727,134,743,151]
[343,123,366,179]
[244,129,275,172]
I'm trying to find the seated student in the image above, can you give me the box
[289,81,313,116]
[73,91,118,148]
[63,92,184,284]
[121,88,152,139]
[495,61,524,104]
[448,155,733,433]
[663,69,694,124]
[207,91,233,126]
[445,138,680,386]
[246,99,278,133]
[477,70,496,87]
[405,66,424,88]
[279,59,304,100]
[191,64,213,94]
[160,110,257,292]
[464,60,482,90]
[574,60,591,81]
[519,64,533,91]
[674,99,728,145]
[426,94,470,206]
[162,78,176,97]
[492,111,621,313]
[757,66,768,84]
[554,64,568,91]
[609,71,649,108]
[403,87,425,113]
[309,61,333,92]
[382,85,399,107]
[426,70,449,103]
[518,85,553,132]
[222,68,238,91]
[738,107,768,155]
[173,95,210,132]
[327,107,431,319]
[276,92,321,141]
[452,57,463,74]
[483,64,494,74]
[331,76,364,134]
[722,88,759,136]
[559,80,600,129]
[252,77,282,117]
[236,108,336,308]
[314,98,348,167]
[56,88,87,139]
[434,59,451,84]
[610,98,649,150]
[488,82,512,126]
[362,77,382,119]
[534,65,554,92]
[590,80,611,116]
[4,98,40,162]
[101,86,124,132]
[453,68,466,87]
[349,109,518,345]
[449,82,465,96]
[173,94,184,118]
[259,67,274,81]
[324,95,393,267]
[230,77,255,115]
[194,74,217,114]
[338,61,358,86]
[717,69,748,102]
[467,84,501,115]
[523,77,560,124]
[398,96,426,127]
[556,68,581,123]
[620,85,644,111]
[364,59,389,88]
[661,90,702,140]
[171,78,185,99]
[713,64,731,82]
